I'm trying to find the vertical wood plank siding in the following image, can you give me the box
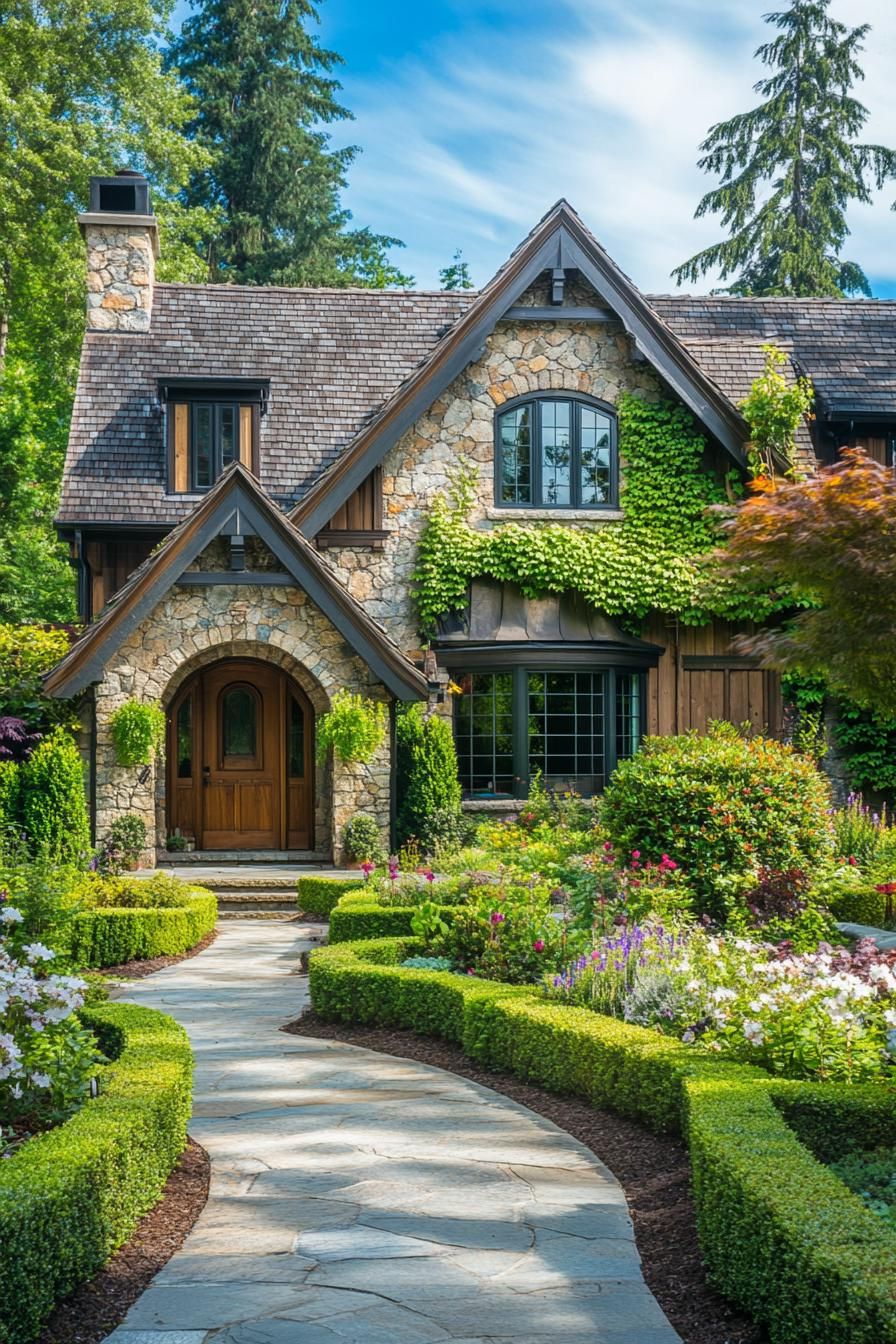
[173,404,189,493]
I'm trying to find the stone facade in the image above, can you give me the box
[321,294,665,652]
[83,221,156,333]
[92,545,393,863]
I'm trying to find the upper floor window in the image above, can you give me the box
[161,379,266,493]
[496,395,617,509]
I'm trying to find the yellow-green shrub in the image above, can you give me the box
[66,887,216,967]
[296,875,364,917]
[0,1001,192,1344]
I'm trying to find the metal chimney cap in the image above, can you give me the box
[88,173,153,217]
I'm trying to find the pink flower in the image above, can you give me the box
[631,850,641,860]
[533,939,545,952]
[423,868,435,884]
[361,861,375,879]
[490,911,506,925]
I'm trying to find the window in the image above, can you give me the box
[220,685,260,767]
[167,394,259,492]
[496,395,617,509]
[454,667,644,799]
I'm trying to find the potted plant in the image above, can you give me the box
[341,815,386,869]
[97,814,148,873]
[165,830,195,854]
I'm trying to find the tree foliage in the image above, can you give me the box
[720,450,896,713]
[0,0,212,621]
[166,0,412,287]
[673,1,896,296]
[439,250,474,291]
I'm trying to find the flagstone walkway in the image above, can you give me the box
[105,922,680,1344]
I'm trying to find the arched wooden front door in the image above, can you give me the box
[167,661,314,851]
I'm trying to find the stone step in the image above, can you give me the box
[218,910,300,921]
[196,876,301,892]
[158,850,329,865]
[217,893,298,913]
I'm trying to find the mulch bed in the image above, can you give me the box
[36,1138,210,1344]
[98,927,218,980]
[285,1010,766,1344]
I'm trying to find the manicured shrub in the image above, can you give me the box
[812,865,889,928]
[341,814,386,864]
[309,937,896,1344]
[602,723,833,910]
[329,896,417,943]
[296,875,364,917]
[396,706,463,851]
[0,760,20,836]
[65,886,216,967]
[19,728,90,864]
[0,1001,192,1344]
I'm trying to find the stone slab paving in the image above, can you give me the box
[104,922,681,1344]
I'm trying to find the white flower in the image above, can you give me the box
[0,907,23,924]
[23,943,54,963]
[743,1019,765,1046]
[681,1029,696,1044]
[28,1072,51,1089]
[711,987,737,1003]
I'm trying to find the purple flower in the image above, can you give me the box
[489,911,506,925]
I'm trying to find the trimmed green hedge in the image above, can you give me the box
[309,938,896,1344]
[327,887,468,945]
[66,890,217,967]
[296,875,364,917]
[0,1001,193,1344]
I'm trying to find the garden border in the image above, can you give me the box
[0,1001,193,1344]
[309,936,896,1344]
[66,890,217,968]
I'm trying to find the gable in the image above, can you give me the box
[45,464,428,701]
[289,202,751,538]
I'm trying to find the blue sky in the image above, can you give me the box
[173,0,896,295]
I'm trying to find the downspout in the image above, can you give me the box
[389,699,398,853]
[88,688,97,845]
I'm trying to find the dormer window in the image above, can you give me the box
[495,394,617,509]
[160,379,267,493]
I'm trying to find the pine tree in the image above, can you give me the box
[167,0,413,287]
[673,1,896,296]
[439,249,474,290]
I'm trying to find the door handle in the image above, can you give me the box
[202,766,211,788]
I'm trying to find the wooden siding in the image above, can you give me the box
[316,468,386,545]
[643,614,782,739]
[85,540,156,619]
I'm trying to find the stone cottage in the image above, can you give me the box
[45,172,896,863]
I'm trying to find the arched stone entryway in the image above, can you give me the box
[166,659,316,851]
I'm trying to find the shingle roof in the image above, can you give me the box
[58,255,896,530]
[57,284,474,526]
[648,295,896,416]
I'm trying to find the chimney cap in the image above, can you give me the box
[87,173,152,217]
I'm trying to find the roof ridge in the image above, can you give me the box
[153,281,479,298]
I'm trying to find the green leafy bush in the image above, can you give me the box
[19,728,90,864]
[602,723,833,911]
[296,875,364,917]
[812,865,889,928]
[396,707,463,851]
[0,624,73,730]
[64,885,216,967]
[310,937,896,1344]
[0,760,20,837]
[97,814,148,873]
[316,690,386,764]
[341,814,386,864]
[0,1001,191,1344]
[108,700,165,768]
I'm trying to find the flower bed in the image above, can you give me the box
[309,936,896,1344]
[65,886,217,969]
[0,1000,192,1344]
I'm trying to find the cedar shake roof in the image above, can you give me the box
[57,205,896,532]
[57,285,473,526]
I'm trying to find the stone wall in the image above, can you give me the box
[320,309,665,651]
[84,222,156,332]
[92,572,393,863]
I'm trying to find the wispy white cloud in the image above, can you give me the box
[338,0,896,293]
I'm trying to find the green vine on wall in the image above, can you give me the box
[739,345,814,479]
[414,393,769,633]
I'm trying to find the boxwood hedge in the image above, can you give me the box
[296,875,364,917]
[0,1001,193,1344]
[309,937,896,1344]
[66,890,217,968]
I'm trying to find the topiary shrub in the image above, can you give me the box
[396,707,463,851]
[108,700,165,768]
[602,723,833,913]
[65,883,217,967]
[341,814,386,865]
[19,728,90,865]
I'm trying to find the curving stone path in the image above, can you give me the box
[105,922,680,1344]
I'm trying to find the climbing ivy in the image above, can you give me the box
[740,345,814,478]
[414,394,768,633]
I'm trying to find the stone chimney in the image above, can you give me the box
[78,171,159,332]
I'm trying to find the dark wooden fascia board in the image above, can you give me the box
[501,305,616,321]
[291,207,749,538]
[292,224,571,537]
[45,466,427,703]
[176,571,295,586]
[435,640,664,670]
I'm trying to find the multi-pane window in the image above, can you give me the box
[454,673,515,797]
[169,397,257,492]
[454,667,643,799]
[496,396,616,509]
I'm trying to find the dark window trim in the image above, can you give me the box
[166,399,260,494]
[493,392,618,511]
[453,662,647,800]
